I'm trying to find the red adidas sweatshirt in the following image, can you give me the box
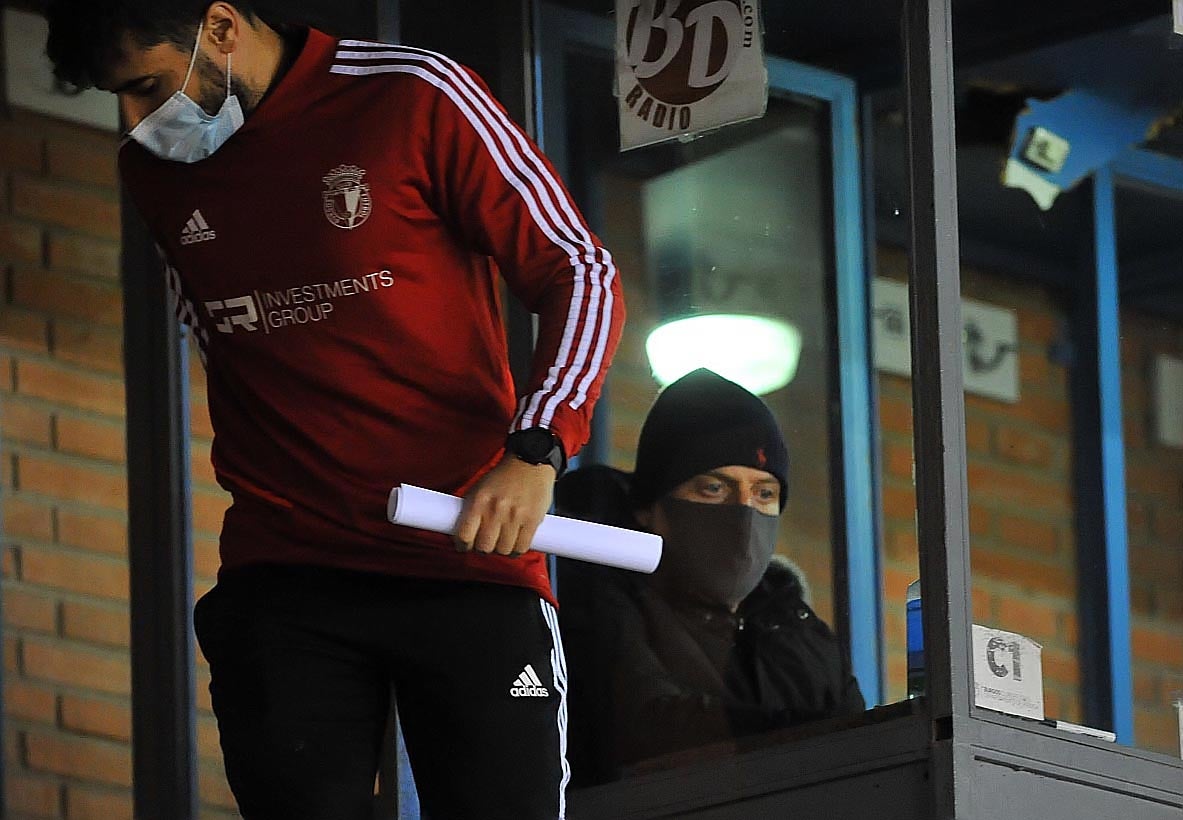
[119,28,625,605]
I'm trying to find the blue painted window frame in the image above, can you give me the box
[1088,148,1183,744]
[536,3,883,705]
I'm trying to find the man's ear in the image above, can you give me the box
[204,2,242,54]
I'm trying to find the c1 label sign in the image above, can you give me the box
[616,0,768,150]
[972,625,1045,721]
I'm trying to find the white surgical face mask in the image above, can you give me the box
[128,22,244,163]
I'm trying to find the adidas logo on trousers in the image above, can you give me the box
[509,663,549,697]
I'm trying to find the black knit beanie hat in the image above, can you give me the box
[630,368,789,511]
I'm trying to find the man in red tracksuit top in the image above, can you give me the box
[47,2,624,818]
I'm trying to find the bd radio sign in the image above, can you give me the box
[616,0,767,150]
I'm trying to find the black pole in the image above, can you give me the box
[122,199,197,819]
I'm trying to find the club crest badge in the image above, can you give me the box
[322,164,372,230]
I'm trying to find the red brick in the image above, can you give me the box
[965,417,990,455]
[971,586,993,622]
[22,639,130,696]
[878,394,913,436]
[198,763,238,811]
[1125,460,1182,506]
[1131,582,1155,617]
[5,774,61,818]
[881,483,916,523]
[1123,413,1146,452]
[0,354,14,392]
[0,494,47,539]
[883,441,913,480]
[55,414,126,463]
[65,783,133,820]
[196,667,213,713]
[61,600,129,648]
[45,232,119,280]
[17,452,127,512]
[1126,500,1151,542]
[45,138,118,189]
[0,216,44,265]
[1130,545,1183,588]
[965,391,1069,435]
[0,308,50,354]
[2,399,53,447]
[996,514,1059,557]
[11,176,120,241]
[0,125,45,174]
[1017,309,1060,347]
[1152,507,1182,545]
[1131,626,1183,667]
[2,584,58,632]
[21,546,129,601]
[51,321,124,375]
[1042,688,1063,721]
[1133,670,1160,705]
[56,510,127,557]
[189,440,218,487]
[4,678,57,724]
[994,596,1060,644]
[1019,350,1049,386]
[966,462,1072,515]
[16,359,125,417]
[197,715,222,762]
[1059,611,1078,645]
[60,694,131,742]
[882,565,915,607]
[971,551,1075,598]
[24,730,131,787]
[884,528,917,564]
[1040,647,1081,688]
[192,488,231,537]
[968,504,991,538]
[11,268,123,327]
[6,634,21,672]
[1135,706,1181,757]
[190,392,214,439]
[994,426,1054,470]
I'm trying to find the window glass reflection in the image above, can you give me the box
[1117,185,1183,757]
[550,41,870,785]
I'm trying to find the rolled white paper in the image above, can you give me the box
[387,484,662,573]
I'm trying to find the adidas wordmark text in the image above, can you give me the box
[509,663,549,698]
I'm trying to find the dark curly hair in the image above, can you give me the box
[46,1,258,91]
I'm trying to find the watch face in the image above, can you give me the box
[513,429,556,462]
[508,429,563,474]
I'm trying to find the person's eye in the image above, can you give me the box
[758,487,778,501]
[698,481,725,496]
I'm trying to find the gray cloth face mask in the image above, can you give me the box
[652,497,779,610]
[128,22,245,163]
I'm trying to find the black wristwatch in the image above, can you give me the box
[505,428,566,476]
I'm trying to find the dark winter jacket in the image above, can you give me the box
[556,467,865,786]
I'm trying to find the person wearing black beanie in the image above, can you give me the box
[557,369,865,786]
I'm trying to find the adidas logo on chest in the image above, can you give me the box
[181,209,217,245]
[509,663,549,698]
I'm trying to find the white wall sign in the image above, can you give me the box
[615,0,768,151]
[872,277,1021,403]
[1154,354,1183,449]
[972,625,1044,721]
[2,8,119,132]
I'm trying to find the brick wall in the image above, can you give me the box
[0,108,237,819]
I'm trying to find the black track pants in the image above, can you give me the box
[193,564,570,820]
